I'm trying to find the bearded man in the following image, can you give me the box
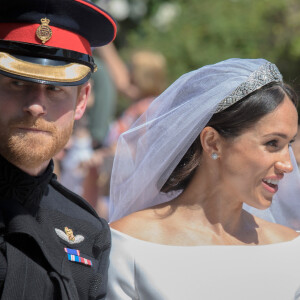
[0,0,117,299]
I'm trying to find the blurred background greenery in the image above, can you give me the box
[95,0,300,92]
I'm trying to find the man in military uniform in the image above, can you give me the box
[0,0,117,299]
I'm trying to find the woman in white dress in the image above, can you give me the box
[106,58,300,300]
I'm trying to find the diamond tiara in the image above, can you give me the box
[215,62,283,113]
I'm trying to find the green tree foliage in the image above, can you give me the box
[121,0,300,89]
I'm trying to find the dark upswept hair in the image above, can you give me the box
[161,82,298,193]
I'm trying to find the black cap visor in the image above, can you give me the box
[0,52,92,86]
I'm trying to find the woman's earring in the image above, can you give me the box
[211,153,218,160]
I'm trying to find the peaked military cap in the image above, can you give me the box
[0,0,117,86]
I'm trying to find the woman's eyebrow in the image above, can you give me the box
[263,133,287,139]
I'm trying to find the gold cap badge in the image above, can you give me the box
[36,18,52,44]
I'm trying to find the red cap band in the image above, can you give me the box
[0,23,92,55]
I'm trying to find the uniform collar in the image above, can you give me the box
[0,155,54,210]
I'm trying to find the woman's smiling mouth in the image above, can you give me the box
[262,178,280,193]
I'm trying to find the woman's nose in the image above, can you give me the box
[275,149,293,174]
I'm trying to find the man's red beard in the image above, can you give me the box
[0,115,74,169]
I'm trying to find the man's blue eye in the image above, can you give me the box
[12,81,25,86]
[47,85,60,91]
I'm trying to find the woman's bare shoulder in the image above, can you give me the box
[110,209,163,242]
[255,217,299,243]
[110,210,149,231]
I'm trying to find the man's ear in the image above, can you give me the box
[74,81,91,120]
[200,126,222,157]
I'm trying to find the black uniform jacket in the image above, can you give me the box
[0,155,111,300]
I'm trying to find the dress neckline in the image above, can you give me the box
[110,227,300,248]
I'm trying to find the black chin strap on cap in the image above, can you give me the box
[0,41,96,71]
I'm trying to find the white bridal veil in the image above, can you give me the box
[109,58,300,230]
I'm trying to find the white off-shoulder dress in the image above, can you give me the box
[106,228,300,300]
